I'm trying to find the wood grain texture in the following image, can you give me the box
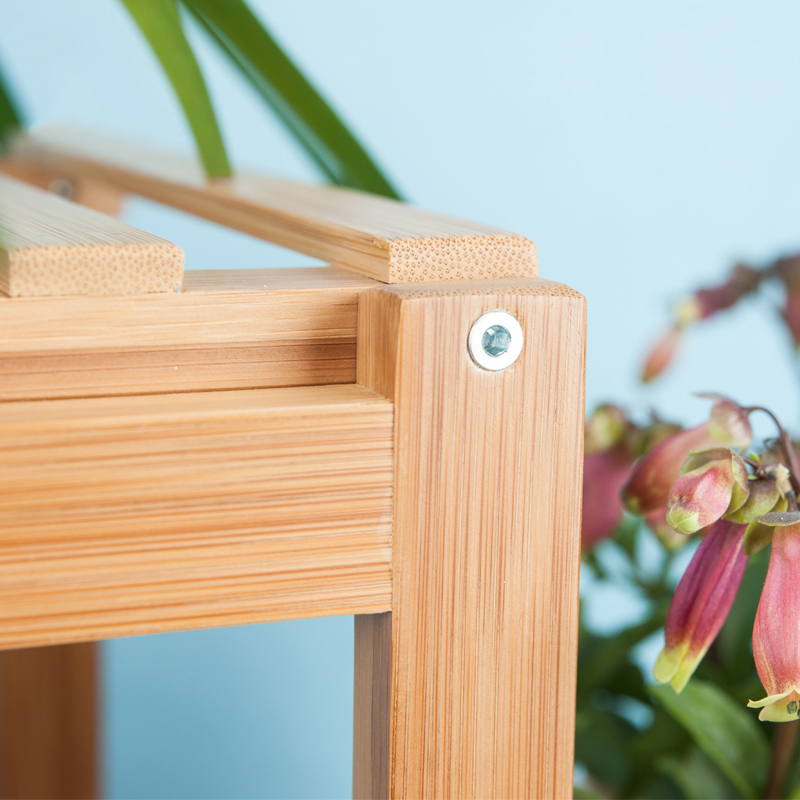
[0,158,125,216]
[0,267,378,400]
[0,174,182,297]
[355,279,586,799]
[0,642,98,799]
[0,384,392,649]
[5,130,538,284]
[353,612,391,800]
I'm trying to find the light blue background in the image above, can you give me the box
[1,1,800,796]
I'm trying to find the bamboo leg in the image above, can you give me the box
[354,282,586,799]
[0,643,99,800]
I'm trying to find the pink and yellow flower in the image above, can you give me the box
[665,449,749,535]
[581,444,635,550]
[654,519,748,692]
[622,397,751,515]
[748,513,800,721]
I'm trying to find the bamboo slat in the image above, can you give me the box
[354,279,586,799]
[4,130,538,284]
[0,384,393,649]
[0,267,378,400]
[0,174,182,297]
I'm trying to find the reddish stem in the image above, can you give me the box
[746,406,800,495]
[764,720,800,799]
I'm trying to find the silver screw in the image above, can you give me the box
[48,178,75,200]
[468,310,524,371]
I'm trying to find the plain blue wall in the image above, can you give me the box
[2,2,800,796]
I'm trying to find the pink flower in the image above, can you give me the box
[641,326,682,383]
[748,514,800,721]
[775,256,800,348]
[581,445,634,550]
[622,397,751,515]
[665,449,749,535]
[654,519,748,692]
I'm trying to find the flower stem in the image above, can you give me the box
[746,406,800,495]
[764,719,800,799]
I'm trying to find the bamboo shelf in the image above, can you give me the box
[0,132,585,800]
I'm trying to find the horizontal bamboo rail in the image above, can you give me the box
[0,267,378,400]
[2,129,538,284]
[0,384,393,649]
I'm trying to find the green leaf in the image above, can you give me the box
[0,56,24,151]
[573,784,608,799]
[575,705,637,790]
[649,679,770,798]
[657,747,742,799]
[181,0,401,198]
[577,600,669,695]
[120,0,230,177]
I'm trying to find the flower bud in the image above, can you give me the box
[725,479,783,525]
[775,256,800,349]
[641,326,681,383]
[654,519,748,692]
[581,445,635,550]
[748,513,800,721]
[622,396,751,515]
[622,425,716,515]
[666,449,749,535]
[704,394,752,450]
[584,404,628,455]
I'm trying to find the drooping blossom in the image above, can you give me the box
[581,445,635,550]
[665,449,748,535]
[748,513,800,721]
[675,263,762,323]
[774,256,800,348]
[581,405,635,549]
[622,396,751,515]
[641,326,682,383]
[654,519,748,692]
[641,263,762,382]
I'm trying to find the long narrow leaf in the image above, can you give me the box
[181,0,400,198]
[0,56,24,151]
[649,680,769,798]
[120,0,230,177]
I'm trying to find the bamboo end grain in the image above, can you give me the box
[0,175,183,297]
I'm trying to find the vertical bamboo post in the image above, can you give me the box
[354,281,586,799]
[0,643,99,799]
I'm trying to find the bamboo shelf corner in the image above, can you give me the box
[0,133,585,800]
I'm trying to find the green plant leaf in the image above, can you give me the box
[573,784,608,799]
[649,679,770,798]
[657,746,742,799]
[120,0,230,177]
[578,599,669,695]
[181,0,400,198]
[0,56,24,151]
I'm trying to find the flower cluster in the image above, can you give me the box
[640,254,800,382]
[582,394,800,722]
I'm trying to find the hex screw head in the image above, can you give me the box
[468,310,524,371]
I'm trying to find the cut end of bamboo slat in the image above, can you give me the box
[0,175,183,297]
[376,234,537,283]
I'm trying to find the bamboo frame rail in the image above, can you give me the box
[2,129,538,284]
[0,139,585,800]
[0,267,378,400]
